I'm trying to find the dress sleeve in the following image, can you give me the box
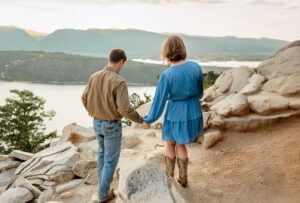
[144,73,170,124]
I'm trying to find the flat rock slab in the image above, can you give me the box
[0,160,21,172]
[119,161,176,203]
[56,179,83,194]
[8,150,34,161]
[0,187,33,203]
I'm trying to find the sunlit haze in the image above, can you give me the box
[0,0,299,41]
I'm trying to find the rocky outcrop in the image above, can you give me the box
[201,40,300,134]
[118,161,188,203]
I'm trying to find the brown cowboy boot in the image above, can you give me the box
[177,157,188,187]
[99,188,115,203]
[165,156,176,178]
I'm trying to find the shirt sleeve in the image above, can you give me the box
[81,77,92,110]
[115,81,144,124]
[144,73,169,124]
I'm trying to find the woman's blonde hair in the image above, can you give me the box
[162,35,187,63]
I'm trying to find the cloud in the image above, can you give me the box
[249,0,300,9]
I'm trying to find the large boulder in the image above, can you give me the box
[0,160,21,172]
[78,140,98,160]
[57,124,96,146]
[257,40,300,80]
[118,161,188,203]
[0,187,33,203]
[211,93,249,117]
[72,160,97,178]
[240,73,266,95]
[261,74,300,96]
[215,67,254,95]
[136,102,165,124]
[247,91,289,115]
[122,133,142,149]
[0,168,16,187]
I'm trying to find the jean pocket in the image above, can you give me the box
[103,122,121,137]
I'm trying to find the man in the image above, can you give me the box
[82,48,146,203]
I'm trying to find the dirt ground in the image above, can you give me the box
[182,116,300,203]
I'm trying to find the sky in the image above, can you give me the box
[0,0,299,41]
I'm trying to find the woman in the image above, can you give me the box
[143,35,204,187]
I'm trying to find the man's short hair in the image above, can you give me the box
[109,48,127,63]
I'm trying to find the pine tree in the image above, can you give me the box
[0,89,56,154]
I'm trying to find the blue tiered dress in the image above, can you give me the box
[144,61,204,145]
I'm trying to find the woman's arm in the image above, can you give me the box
[144,73,170,124]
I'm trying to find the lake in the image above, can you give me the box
[0,81,156,134]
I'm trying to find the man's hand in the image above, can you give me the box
[142,121,150,129]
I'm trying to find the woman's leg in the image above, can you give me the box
[175,144,188,159]
[165,141,176,177]
[165,141,176,158]
[176,143,188,187]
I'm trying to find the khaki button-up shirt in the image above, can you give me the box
[81,66,144,124]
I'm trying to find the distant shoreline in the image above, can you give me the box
[0,79,154,86]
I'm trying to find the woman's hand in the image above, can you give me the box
[142,121,150,129]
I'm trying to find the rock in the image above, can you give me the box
[215,72,233,94]
[208,112,224,129]
[202,85,218,102]
[146,147,165,165]
[240,73,266,95]
[122,149,139,156]
[247,91,289,115]
[14,177,42,199]
[0,168,16,186]
[137,102,165,124]
[122,133,142,149]
[288,97,300,109]
[84,168,98,185]
[222,110,300,131]
[72,160,97,178]
[15,143,80,184]
[146,131,156,137]
[0,160,21,172]
[118,162,181,203]
[204,130,223,149]
[203,112,211,130]
[78,140,98,160]
[56,179,83,194]
[37,188,54,203]
[0,187,33,203]
[0,155,13,161]
[154,123,163,130]
[50,138,59,148]
[57,124,96,146]
[215,67,254,95]
[262,74,300,96]
[8,150,34,161]
[60,192,73,199]
[168,177,189,203]
[257,40,300,80]
[211,93,249,117]
[91,192,98,203]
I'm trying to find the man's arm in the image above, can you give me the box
[81,78,92,110]
[115,81,144,124]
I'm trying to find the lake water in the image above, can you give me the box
[0,81,156,134]
[132,59,261,68]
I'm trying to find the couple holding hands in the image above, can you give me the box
[82,35,204,203]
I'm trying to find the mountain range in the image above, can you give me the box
[0,26,289,61]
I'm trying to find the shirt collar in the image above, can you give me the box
[104,66,119,74]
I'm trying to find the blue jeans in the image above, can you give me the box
[93,119,122,202]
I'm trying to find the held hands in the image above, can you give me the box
[142,121,151,129]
